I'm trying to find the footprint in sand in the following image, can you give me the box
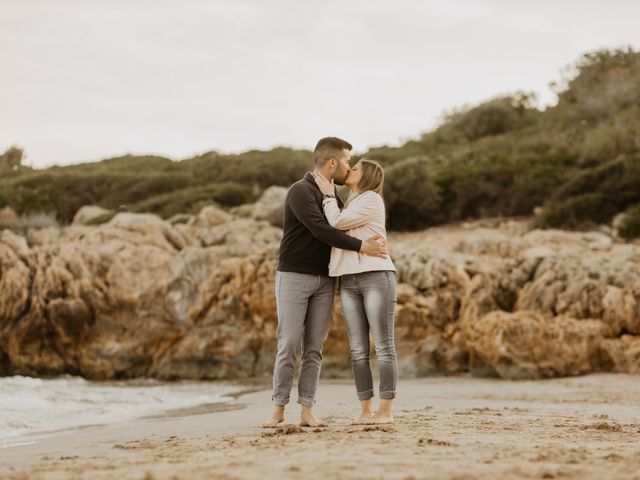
[416,438,456,447]
[113,440,157,450]
[261,425,305,437]
[581,422,623,432]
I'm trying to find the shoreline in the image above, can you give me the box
[0,376,250,451]
[1,374,640,479]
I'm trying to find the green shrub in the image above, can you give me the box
[0,146,23,173]
[129,183,254,218]
[429,93,539,145]
[579,108,640,163]
[52,154,180,174]
[0,211,59,235]
[0,172,197,223]
[185,147,310,188]
[0,172,96,223]
[1,48,639,235]
[363,141,426,166]
[384,157,443,230]
[539,193,618,228]
[549,158,640,214]
[555,48,640,122]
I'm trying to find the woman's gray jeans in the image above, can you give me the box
[339,270,397,401]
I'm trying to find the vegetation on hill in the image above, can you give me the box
[366,48,640,235]
[1,48,639,237]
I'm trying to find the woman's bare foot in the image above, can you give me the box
[351,398,374,424]
[300,406,327,427]
[370,399,394,424]
[351,411,375,425]
[369,412,394,424]
[261,405,285,428]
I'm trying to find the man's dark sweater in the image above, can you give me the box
[277,172,362,276]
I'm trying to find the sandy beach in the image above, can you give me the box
[1,374,639,480]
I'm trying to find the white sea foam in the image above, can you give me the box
[0,375,235,447]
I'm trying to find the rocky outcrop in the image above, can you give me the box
[0,210,639,380]
[0,207,282,379]
[230,186,287,227]
[252,186,287,227]
[462,311,606,379]
[390,222,640,378]
[72,205,115,226]
[0,207,18,225]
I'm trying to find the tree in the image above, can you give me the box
[0,146,23,172]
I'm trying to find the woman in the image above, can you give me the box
[314,159,397,425]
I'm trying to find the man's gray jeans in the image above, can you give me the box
[272,271,335,407]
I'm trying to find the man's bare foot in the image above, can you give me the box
[261,406,285,428]
[351,412,375,425]
[369,412,394,424]
[300,406,327,427]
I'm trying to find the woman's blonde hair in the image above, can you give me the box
[357,158,384,196]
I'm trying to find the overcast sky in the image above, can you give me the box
[1,0,639,168]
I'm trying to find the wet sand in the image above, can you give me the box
[1,374,639,480]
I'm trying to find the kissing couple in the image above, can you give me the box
[262,136,398,428]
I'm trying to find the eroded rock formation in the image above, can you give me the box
[1,199,639,380]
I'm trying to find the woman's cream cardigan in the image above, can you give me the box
[322,191,396,277]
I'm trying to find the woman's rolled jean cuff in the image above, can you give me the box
[272,395,289,406]
[379,391,396,400]
[356,389,374,401]
[297,396,316,407]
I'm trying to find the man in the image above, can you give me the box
[262,136,388,428]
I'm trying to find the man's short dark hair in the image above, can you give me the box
[313,137,352,167]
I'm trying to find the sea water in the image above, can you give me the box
[0,375,235,448]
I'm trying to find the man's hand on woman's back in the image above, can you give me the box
[360,235,388,258]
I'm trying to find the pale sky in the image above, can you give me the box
[1,0,639,168]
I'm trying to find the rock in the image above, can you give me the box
[0,241,30,325]
[391,220,640,379]
[153,246,232,325]
[598,224,613,236]
[229,204,255,218]
[187,205,232,229]
[599,335,640,373]
[412,335,468,375]
[72,205,115,226]
[252,186,287,227]
[462,311,607,379]
[515,249,638,333]
[612,212,628,234]
[166,213,193,225]
[0,206,17,223]
[107,212,189,251]
[150,247,279,379]
[26,226,61,246]
[47,298,92,347]
[188,218,282,256]
[1,214,639,380]
[0,207,285,379]
[0,229,29,258]
[600,283,640,336]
